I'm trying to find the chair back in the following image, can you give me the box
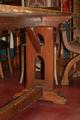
[59,24,77,53]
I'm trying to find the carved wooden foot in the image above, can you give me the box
[41,90,67,104]
[61,55,80,85]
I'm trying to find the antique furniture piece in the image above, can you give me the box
[26,26,55,89]
[0,32,13,78]
[0,5,71,87]
[0,4,72,120]
[58,24,80,85]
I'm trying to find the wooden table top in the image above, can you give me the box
[0,5,72,30]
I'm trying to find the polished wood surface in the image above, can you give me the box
[0,4,72,88]
[0,4,71,16]
[0,5,73,116]
[0,5,72,30]
[27,27,40,53]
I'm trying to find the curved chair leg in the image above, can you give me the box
[61,55,80,85]
[7,48,13,74]
[54,45,58,85]
[19,46,24,84]
[0,62,4,78]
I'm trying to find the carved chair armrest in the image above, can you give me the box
[59,27,76,32]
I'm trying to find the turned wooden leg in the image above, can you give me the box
[61,55,80,85]
[0,62,4,78]
[19,46,24,84]
[7,48,13,74]
[54,45,58,85]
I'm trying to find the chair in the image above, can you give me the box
[0,32,13,79]
[58,23,80,85]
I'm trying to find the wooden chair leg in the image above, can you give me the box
[19,46,24,84]
[54,45,58,85]
[0,62,4,78]
[61,55,80,85]
[7,48,13,74]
